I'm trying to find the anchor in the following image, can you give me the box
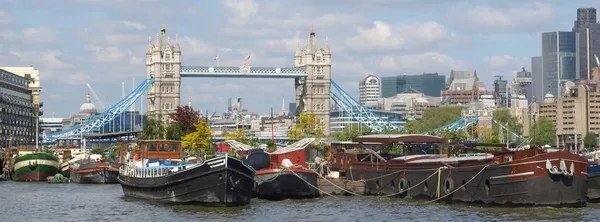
[545,159,560,175]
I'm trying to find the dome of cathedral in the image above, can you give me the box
[80,90,97,115]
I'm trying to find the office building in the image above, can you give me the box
[511,67,533,103]
[100,111,143,133]
[0,66,41,106]
[441,70,493,104]
[227,97,242,112]
[531,56,543,102]
[0,69,36,146]
[359,72,381,105]
[573,8,597,31]
[40,117,64,134]
[381,73,445,98]
[574,23,600,80]
[376,92,441,119]
[542,31,577,98]
[494,77,508,108]
[288,102,296,116]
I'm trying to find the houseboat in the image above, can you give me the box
[326,134,588,207]
[227,138,320,200]
[117,140,255,206]
[54,138,84,178]
[13,144,60,182]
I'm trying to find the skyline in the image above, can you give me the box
[1,0,600,118]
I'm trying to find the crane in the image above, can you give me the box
[595,54,599,66]
[85,82,107,111]
[494,75,503,80]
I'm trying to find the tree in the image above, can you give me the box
[402,106,465,133]
[287,112,325,141]
[165,123,184,140]
[492,109,523,142]
[139,115,166,140]
[584,132,598,149]
[169,105,202,134]
[181,121,212,155]
[224,128,250,144]
[435,130,467,142]
[331,123,373,141]
[530,116,556,146]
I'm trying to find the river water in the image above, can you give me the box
[1,181,599,222]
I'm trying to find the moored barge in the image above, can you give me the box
[326,134,588,207]
[117,140,255,206]
[70,154,121,184]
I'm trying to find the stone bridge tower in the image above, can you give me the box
[294,26,331,135]
[146,25,182,121]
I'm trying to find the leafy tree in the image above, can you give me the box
[402,106,465,133]
[165,123,184,140]
[479,127,499,143]
[435,130,467,142]
[91,148,105,155]
[492,109,523,142]
[181,121,212,155]
[139,115,166,140]
[530,116,556,146]
[169,105,202,134]
[332,123,373,141]
[287,112,325,141]
[224,128,249,144]
[265,140,276,149]
[584,131,598,149]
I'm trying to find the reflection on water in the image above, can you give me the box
[0,181,598,222]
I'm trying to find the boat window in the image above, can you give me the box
[59,140,65,146]
[171,144,179,152]
[160,144,169,152]
[73,140,79,147]
[149,143,157,152]
[66,140,72,147]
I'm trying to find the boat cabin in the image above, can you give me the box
[16,144,37,154]
[139,140,182,160]
[55,138,81,149]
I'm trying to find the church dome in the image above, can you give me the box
[80,90,97,115]
[544,91,554,99]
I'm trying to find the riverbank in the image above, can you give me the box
[1,181,599,221]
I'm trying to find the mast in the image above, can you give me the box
[271,107,274,141]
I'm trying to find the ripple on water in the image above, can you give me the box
[1,181,600,221]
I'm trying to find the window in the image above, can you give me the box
[160,143,169,152]
[149,143,157,152]
[170,144,179,152]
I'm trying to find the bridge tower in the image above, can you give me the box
[146,25,182,121]
[294,26,331,135]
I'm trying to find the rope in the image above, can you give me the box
[312,169,364,196]
[288,170,335,197]
[382,169,439,197]
[423,165,489,204]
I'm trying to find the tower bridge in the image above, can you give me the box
[41,25,403,145]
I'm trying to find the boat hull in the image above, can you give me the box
[13,153,60,182]
[587,166,600,201]
[348,152,587,207]
[117,155,255,207]
[60,162,70,178]
[255,168,320,200]
[71,168,119,184]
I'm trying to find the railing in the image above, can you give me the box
[119,163,173,178]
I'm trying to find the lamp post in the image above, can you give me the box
[35,104,39,152]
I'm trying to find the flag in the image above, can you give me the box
[214,55,219,61]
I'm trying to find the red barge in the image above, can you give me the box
[227,138,321,200]
[327,134,588,207]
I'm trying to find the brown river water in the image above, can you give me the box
[0,181,598,222]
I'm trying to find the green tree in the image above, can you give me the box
[331,123,373,141]
[224,128,250,144]
[530,116,556,146]
[584,131,598,149]
[91,148,105,155]
[165,123,184,140]
[139,115,166,140]
[288,112,325,141]
[402,106,465,133]
[181,121,212,155]
[435,130,467,142]
[492,109,523,142]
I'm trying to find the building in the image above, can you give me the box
[0,69,36,146]
[288,102,296,116]
[375,91,441,119]
[100,111,143,133]
[40,117,63,134]
[573,8,597,31]
[294,26,332,135]
[146,25,182,121]
[62,90,98,129]
[541,31,577,98]
[441,70,493,104]
[574,23,600,80]
[494,77,508,108]
[511,67,533,99]
[228,97,242,112]
[531,56,543,102]
[329,109,406,132]
[359,72,381,106]
[381,73,445,98]
[0,66,41,106]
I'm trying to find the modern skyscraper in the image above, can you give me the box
[542,31,577,98]
[227,97,241,112]
[358,72,381,105]
[381,73,445,98]
[511,67,532,103]
[531,56,543,102]
[574,22,600,80]
[494,77,508,107]
[573,8,597,31]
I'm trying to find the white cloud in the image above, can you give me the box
[0,30,18,41]
[180,37,215,57]
[448,3,557,31]
[345,21,457,52]
[22,27,59,44]
[223,0,259,26]
[85,45,125,62]
[0,10,9,26]
[372,52,469,73]
[121,21,146,31]
[482,55,529,71]
[66,72,86,85]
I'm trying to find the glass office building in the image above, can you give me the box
[0,69,36,146]
[542,31,577,98]
[100,111,143,133]
[381,73,445,98]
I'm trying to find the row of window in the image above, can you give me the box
[0,70,29,87]
[312,87,326,94]
[148,143,179,152]
[162,103,174,110]
[161,85,176,93]
[312,103,326,111]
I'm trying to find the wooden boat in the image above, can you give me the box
[117,140,255,206]
[326,134,588,207]
[13,152,60,182]
[70,154,121,184]
[53,138,84,178]
[584,151,600,201]
[229,138,320,200]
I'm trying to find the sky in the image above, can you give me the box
[1,0,600,118]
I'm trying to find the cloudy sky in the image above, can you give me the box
[1,0,599,118]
